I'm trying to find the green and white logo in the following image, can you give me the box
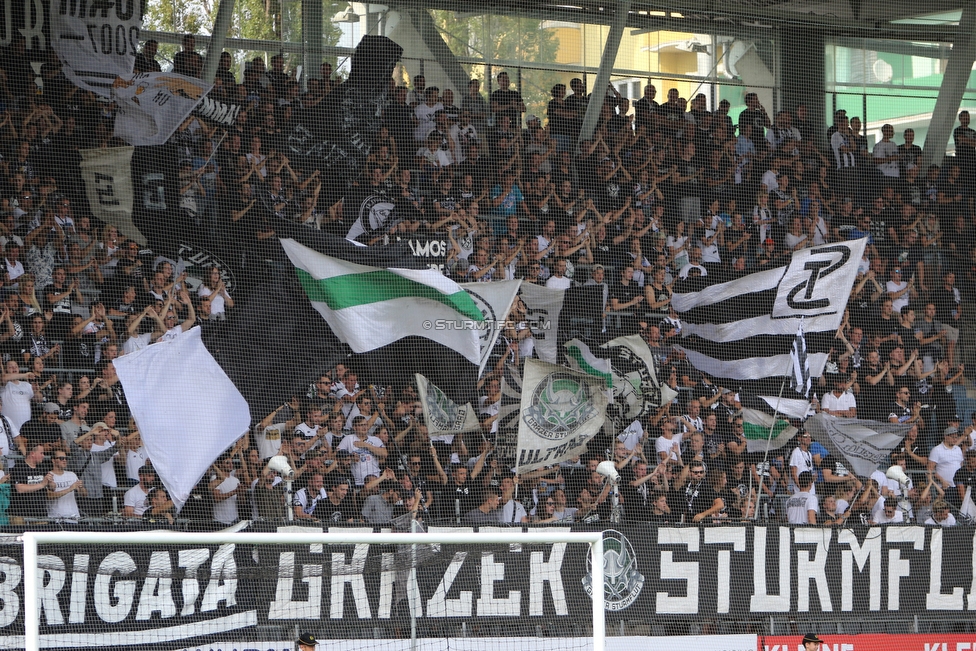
[522,372,599,441]
[424,379,467,432]
[582,529,644,611]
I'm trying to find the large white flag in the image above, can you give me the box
[112,72,212,146]
[516,358,608,472]
[459,279,520,376]
[416,374,481,436]
[78,146,146,245]
[114,327,250,507]
[52,1,142,97]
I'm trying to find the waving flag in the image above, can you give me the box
[791,319,811,398]
[671,239,867,390]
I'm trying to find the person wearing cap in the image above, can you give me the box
[801,633,824,651]
[296,632,317,650]
[123,464,157,518]
[21,402,64,452]
[929,427,965,492]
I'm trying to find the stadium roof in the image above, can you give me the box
[385,0,969,42]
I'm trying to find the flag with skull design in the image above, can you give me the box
[515,358,609,473]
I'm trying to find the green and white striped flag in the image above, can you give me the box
[280,237,484,365]
[742,407,799,453]
[564,338,612,388]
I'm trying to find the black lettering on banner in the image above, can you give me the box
[94,172,119,206]
[786,244,852,310]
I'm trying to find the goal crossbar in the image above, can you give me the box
[22,529,605,651]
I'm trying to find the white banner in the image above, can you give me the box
[114,327,250,507]
[51,0,142,97]
[416,373,481,436]
[516,358,607,472]
[459,279,520,376]
[803,412,909,478]
[517,283,566,364]
[113,72,212,146]
[78,146,145,245]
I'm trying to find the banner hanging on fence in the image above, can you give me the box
[3,523,976,651]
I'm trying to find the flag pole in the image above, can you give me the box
[753,378,787,521]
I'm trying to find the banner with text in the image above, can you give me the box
[2,524,976,650]
[51,0,144,96]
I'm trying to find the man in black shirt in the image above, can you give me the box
[10,444,50,523]
[738,93,771,154]
[610,266,643,335]
[435,463,480,523]
[318,479,359,523]
[952,449,976,510]
[21,403,63,451]
[490,72,525,128]
[953,111,976,189]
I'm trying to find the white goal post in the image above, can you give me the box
[22,529,605,651]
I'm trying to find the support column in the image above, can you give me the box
[201,0,237,84]
[922,2,976,168]
[403,8,472,93]
[779,28,825,149]
[302,0,324,82]
[578,0,632,143]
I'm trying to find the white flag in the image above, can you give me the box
[962,486,976,521]
[51,1,142,97]
[459,279,521,376]
[78,146,145,245]
[112,72,212,146]
[415,374,481,436]
[114,327,250,507]
[516,358,608,473]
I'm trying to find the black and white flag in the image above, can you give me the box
[52,0,143,96]
[671,239,867,387]
[790,319,811,398]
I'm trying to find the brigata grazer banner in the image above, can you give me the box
[1,523,975,650]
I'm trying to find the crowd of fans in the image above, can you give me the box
[0,34,973,528]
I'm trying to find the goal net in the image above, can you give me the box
[16,529,604,651]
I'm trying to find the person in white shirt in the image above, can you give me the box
[655,419,682,467]
[924,500,957,526]
[123,465,157,517]
[496,475,528,524]
[210,455,242,525]
[820,374,856,418]
[870,496,905,524]
[1,360,39,437]
[928,427,965,490]
[545,258,572,290]
[785,471,818,524]
[789,432,816,494]
[337,415,387,486]
[46,451,84,520]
